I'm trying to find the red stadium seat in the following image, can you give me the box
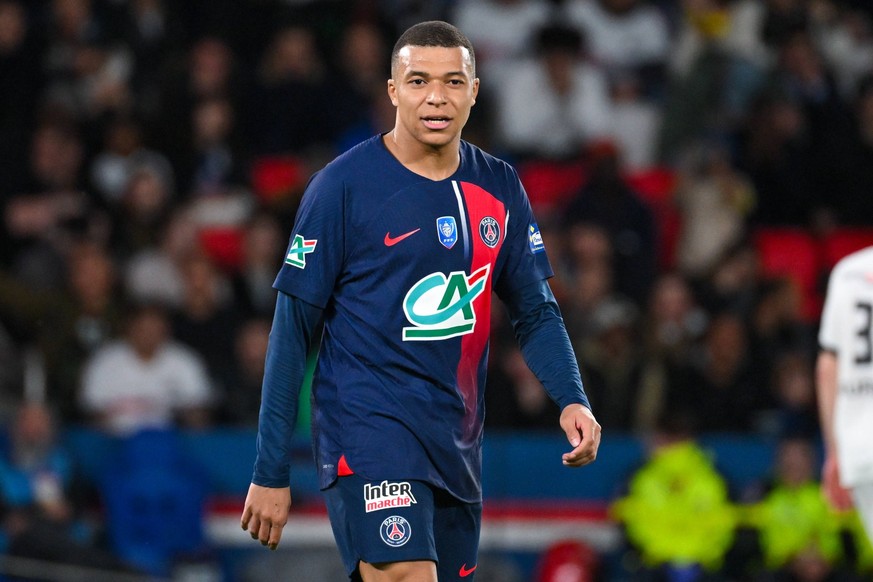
[250,155,307,204]
[198,227,244,272]
[533,539,599,582]
[517,160,588,215]
[821,228,873,270]
[753,228,821,321]
[626,167,680,270]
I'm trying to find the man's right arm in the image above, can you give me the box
[241,290,323,549]
[816,350,853,510]
[817,263,853,511]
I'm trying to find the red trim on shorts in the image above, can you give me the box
[337,454,354,476]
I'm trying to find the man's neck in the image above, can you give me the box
[383,130,460,181]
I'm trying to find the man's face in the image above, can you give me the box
[387,45,479,151]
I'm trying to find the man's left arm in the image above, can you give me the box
[501,278,601,467]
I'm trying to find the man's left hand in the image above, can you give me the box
[560,404,601,467]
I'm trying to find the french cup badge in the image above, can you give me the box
[437,216,458,249]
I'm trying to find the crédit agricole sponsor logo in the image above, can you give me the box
[402,265,490,341]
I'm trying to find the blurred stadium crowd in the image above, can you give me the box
[2,0,873,580]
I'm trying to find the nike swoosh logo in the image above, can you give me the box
[459,564,477,577]
[384,228,420,246]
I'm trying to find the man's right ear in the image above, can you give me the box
[387,79,398,106]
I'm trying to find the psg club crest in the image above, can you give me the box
[437,216,457,249]
[379,515,411,547]
[479,216,500,248]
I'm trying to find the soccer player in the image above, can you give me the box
[240,21,601,581]
[817,245,873,544]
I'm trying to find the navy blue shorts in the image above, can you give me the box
[324,474,482,580]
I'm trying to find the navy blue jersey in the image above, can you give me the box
[273,136,555,502]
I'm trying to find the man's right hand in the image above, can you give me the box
[822,453,853,512]
[241,483,292,550]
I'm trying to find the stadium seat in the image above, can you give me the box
[753,228,821,321]
[250,155,308,204]
[533,539,599,582]
[820,227,873,270]
[517,160,588,215]
[626,167,680,270]
[198,226,244,272]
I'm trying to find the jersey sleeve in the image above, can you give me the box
[819,262,845,353]
[503,278,590,411]
[494,166,554,297]
[253,291,323,487]
[273,170,346,309]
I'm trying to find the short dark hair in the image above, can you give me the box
[390,21,475,76]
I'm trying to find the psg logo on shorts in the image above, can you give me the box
[379,515,411,547]
[479,216,500,248]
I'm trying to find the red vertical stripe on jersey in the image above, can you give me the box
[457,182,506,440]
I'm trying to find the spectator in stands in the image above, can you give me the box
[80,302,213,435]
[813,3,873,98]
[747,277,817,393]
[576,298,645,432]
[89,114,174,206]
[659,0,772,163]
[172,252,240,394]
[563,0,671,97]
[561,224,619,344]
[331,21,390,141]
[124,207,197,309]
[771,31,858,226]
[376,0,453,33]
[4,118,91,288]
[222,317,271,426]
[114,0,184,114]
[183,95,248,197]
[695,239,761,316]
[741,437,854,581]
[334,79,398,155]
[152,36,243,193]
[111,159,176,257]
[0,0,44,199]
[232,212,282,319]
[644,272,707,363]
[41,1,133,124]
[680,311,766,433]
[840,74,873,223]
[453,0,552,84]
[495,23,613,160]
[764,350,820,439]
[635,273,706,431]
[761,0,809,50]
[608,70,663,172]
[565,142,658,305]
[0,400,135,573]
[0,241,122,421]
[611,412,736,580]
[674,141,756,280]
[736,89,816,225]
[247,25,339,157]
